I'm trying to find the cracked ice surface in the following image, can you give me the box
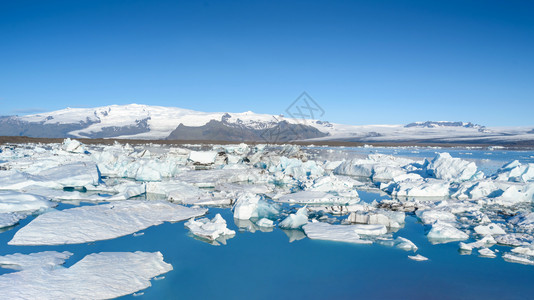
[9,200,207,245]
[0,251,172,299]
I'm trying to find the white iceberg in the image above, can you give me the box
[0,251,72,270]
[427,221,469,243]
[188,151,218,165]
[0,191,53,214]
[425,152,482,182]
[474,223,506,236]
[395,236,418,251]
[279,207,308,229]
[9,200,207,245]
[0,251,172,299]
[185,213,236,243]
[303,222,373,244]
[408,254,428,261]
[276,191,354,205]
[232,193,278,220]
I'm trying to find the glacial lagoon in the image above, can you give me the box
[1,141,534,299]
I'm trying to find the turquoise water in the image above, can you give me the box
[2,148,534,299]
[2,205,534,299]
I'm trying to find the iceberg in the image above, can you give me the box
[232,193,278,220]
[279,207,309,229]
[408,254,428,261]
[0,191,53,214]
[9,200,207,245]
[395,236,418,251]
[0,251,172,299]
[276,191,354,205]
[302,222,373,244]
[425,152,483,182]
[0,251,72,270]
[185,213,236,244]
[188,151,218,165]
[427,221,469,243]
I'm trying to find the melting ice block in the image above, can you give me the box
[279,207,308,229]
[0,191,53,214]
[0,251,72,270]
[9,200,207,245]
[0,251,172,299]
[425,152,483,182]
[408,254,428,261]
[188,151,217,165]
[427,221,469,243]
[276,191,354,205]
[303,222,373,244]
[185,213,236,243]
[233,193,278,220]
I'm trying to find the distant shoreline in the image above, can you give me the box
[1,136,534,150]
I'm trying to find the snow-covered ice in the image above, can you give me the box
[303,222,373,244]
[9,200,207,245]
[0,251,172,299]
[185,213,236,244]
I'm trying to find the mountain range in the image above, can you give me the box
[0,104,533,146]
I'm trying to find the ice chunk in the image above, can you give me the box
[427,221,468,243]
[511,245,534,257]
[395,236,418,251]
[276,191,354,205]
[61,138,86,153]
[256,218,274,228]
[0,251,172,299]
[495,233,534,247]
[0,191,53,214]
[185,214,235,244]
[9,200,207,245]
[474,224,506,236]
[0,251,72,270]
[348,210,404,228]
[417,210,456,225]
[425,152,483,182]
[279,207,308,229]
[334,154,412,181]
[0,212,26,228]
[303,222,373,244]
[232,193,278,220]
[458,235,496,252]
[503,253,534,265]
[408,254,428,261]
[384,177,451,198]
[189,151,218,165]
[146,181,217,205]
[493,160,534,183]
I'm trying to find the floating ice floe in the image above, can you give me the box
[395,236,418,251]
[0,212,26,228]
[185,213,236,244]
[427,221,469,244]
[233,193,278,220]
[279,207,309,229]
[333,154,413,181]
[347,210,405,228]
[256,218,274,228]
[425,152,483,182]
[0,251,172,299]
[146,181,218,205]
[9,200,207,245]
[459,235,496,252]
[188,151,218,165]
[0,251,72,270]
[473,223,506,236]
[503,253,534,265]
[382,175,451,198]
[0,191,53,214]
[493,160,534,183]
[408,254,428,261]
[275,191,355,205]
[62,138,86,153]
[302,222,373,244]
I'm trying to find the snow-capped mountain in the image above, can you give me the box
[0,104,533,145]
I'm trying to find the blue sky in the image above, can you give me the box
[1,0,533,126]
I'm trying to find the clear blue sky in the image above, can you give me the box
[1,0,533,126]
